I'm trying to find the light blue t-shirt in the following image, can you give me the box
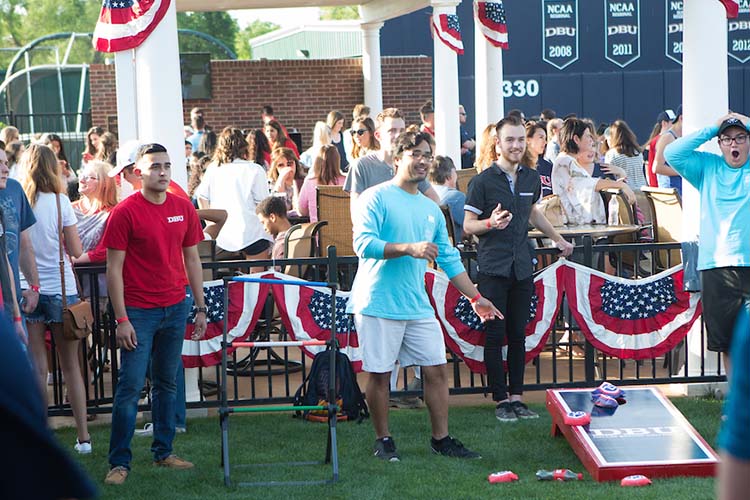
[664,125,750,271]
[719,301,750,459]
[347,182,465,320]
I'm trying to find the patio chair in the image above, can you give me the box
[439,204,457,247]
[456,168,477,195]
[197,239,216,281]
[316,185,355,256]
[283,221,328,279]
[640,187,682,270]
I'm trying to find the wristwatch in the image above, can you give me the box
[196,306,208,314]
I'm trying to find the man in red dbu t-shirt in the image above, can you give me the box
[102,143,207,485]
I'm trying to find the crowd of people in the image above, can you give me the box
[1,99,749,490]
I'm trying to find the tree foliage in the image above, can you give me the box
[235,20,280,60]
[177,12,239,60]
[319,6,360,21]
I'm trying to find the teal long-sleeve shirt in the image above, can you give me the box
[347,182,465,320]
[664,125,750,271]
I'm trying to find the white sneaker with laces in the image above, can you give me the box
[74,440,92,454]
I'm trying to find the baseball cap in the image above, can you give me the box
[673,105,683,123]
[109,139,142,177]
[657,109,676,123]
[718,117,746,136]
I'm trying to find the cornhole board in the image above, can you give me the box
[547,387,719,482]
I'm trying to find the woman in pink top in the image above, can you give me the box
[296,144,345,222]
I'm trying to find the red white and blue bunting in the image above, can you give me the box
[181,264,701,372]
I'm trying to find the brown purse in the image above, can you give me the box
[56,194,94,340]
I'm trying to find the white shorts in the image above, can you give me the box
[354,314,446,373]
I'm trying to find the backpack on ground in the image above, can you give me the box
[294,346,368,423]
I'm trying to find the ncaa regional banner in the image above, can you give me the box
[665,0,683,65]
[604,0,641,67]
[728,1,750,63]
[542,0,579,70]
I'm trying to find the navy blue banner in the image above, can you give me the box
[604,0,641,67]
[665,0,683,66]
[542,0,579,70]
[729,1,750,63]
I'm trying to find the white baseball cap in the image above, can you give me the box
[109,139,142,177]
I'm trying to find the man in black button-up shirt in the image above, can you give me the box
[464,115,573,422]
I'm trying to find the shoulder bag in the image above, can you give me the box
[56,194,94,340]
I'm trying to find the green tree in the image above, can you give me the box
[0,0,100,67]
[177,11,239,59]
[319,6,360,20]
[234,20,279,60]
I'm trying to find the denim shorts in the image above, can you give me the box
[26,294,80,325]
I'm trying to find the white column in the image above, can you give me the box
[432,1,461,163]
[474,24,504,156]
[114,50,138,144]
[361,22,384,115]
[680,0,727,384]
[131,0,187,188]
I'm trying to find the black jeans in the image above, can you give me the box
[477,271,533,402]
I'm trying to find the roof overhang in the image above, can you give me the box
[176,0,431,24]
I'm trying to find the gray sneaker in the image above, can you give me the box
[373,436,400,462]
[495,402,518,422]
[511,401,539,419]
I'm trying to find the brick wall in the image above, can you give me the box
[89,57,433,145]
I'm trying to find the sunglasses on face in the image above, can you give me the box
[351,129,368,136]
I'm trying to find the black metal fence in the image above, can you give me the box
[0,111,92,136]
[48,240,726,418]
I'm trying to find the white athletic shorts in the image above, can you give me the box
[354,314,447,373]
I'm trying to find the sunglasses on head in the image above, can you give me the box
[351,129,368,136]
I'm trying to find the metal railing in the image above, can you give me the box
[47,240,725,417]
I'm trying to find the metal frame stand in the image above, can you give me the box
[219,248,340,487]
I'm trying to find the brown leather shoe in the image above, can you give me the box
[154,454,194,469]
[104,466,129,485]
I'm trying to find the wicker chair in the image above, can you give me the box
[456,168,478,194]
[316,185,355,256]
[640,187,683,270]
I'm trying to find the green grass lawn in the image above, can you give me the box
[57,397,722,499]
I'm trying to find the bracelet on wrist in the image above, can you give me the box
[115,316,129,325]
[470,293,482,304]
[13,316,22,323]
[486,219,492,229]
[29,284,40,293]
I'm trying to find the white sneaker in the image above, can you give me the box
[134,423,153,437]
[74,440,92,454]
[175,426,187,434]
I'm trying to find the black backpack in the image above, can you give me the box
[294,346,369,423]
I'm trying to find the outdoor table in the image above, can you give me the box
[528,223,640,244]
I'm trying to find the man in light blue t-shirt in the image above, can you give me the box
[348,131,501,462]
[664,113,750,371]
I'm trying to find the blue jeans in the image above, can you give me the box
[108,300,188,468]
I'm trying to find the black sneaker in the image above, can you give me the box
[373,436,400,462]
[495,402,518,422]
[431,436,481,459]
[511,401,539,419]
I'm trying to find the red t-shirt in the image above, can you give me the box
[645,134,660,188]
[102,192,203,308]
